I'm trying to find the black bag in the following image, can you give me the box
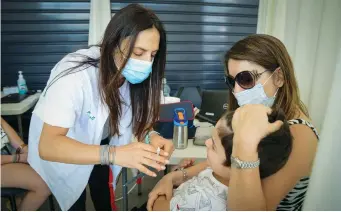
[154,101,196,139]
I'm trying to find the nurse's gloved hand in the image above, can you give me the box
[114,142,170,177]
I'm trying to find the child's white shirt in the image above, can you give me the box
[170,168,228,211]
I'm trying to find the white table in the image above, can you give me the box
[1,93,41,138]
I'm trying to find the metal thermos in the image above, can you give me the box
[172,108,188,149]
[173,125,188,149]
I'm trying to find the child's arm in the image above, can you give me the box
[171,160,209,186]
[1,117,27,151]
[152,195,170,211]
[148,161,209,211]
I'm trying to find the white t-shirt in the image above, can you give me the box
[28,46,133,210]
[170,168,228,211]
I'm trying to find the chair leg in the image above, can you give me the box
[49,195,55,211]
[9,195,17,211]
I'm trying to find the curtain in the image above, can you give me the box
[303,39,341,211]
[88,0,111,45]
[257,0,341,131]
[257,0,341,210]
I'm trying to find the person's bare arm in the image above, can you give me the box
[1,155,13,165]
[261,124,318,209]
[1,117,25,149]
[228,124,318,210]
[1,154,28,165]
[152,195,170,211]
[39,123,101,164]
[170,160,209,186]
[147,160,209,210]
[39,123,169,176]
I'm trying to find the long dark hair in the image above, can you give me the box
[45,4,167,141]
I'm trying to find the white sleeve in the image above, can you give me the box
[34,62,84,129]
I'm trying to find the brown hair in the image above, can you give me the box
[45,4,166,141]
[224,34,308,120]
[100,4,166,141]
[220,109,293,179]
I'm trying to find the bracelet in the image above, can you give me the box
[12,154,17,163]
[107,145,110,166]
[16,144,27,154]
[20,144,27,152]
[179,167,188,181]
[105,145,110,165]
[100,145,110,165]
[17,153,20,163]
[100,145,105,165]
[16,147,21,154]
[144,130,160,144]
[110,146,116,165]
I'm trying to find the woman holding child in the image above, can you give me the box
[148,34,319,211]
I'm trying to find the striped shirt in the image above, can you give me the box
[277,119,319,211]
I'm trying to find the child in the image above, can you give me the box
[151,109,293,211]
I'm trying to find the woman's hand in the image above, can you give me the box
[147,173,174,211]
[232,104,283,149]
[150,133,174,159]
[114,142,169,177]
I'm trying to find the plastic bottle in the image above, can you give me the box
[162,78,171,97]
[17,71,28,94]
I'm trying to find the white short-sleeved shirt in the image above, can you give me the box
[170,168,228,211]
[28,46,133,210]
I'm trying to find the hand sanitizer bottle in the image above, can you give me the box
[162,78,171,97]
[17,71,28,94]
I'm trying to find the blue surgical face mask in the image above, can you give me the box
[121,58,153,84]
[233,71,278,107]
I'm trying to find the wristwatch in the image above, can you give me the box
[231,156,260,169]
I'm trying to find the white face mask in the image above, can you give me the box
[233,71,278,107]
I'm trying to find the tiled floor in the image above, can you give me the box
[1,169,163,211]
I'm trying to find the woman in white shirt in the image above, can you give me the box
[28,4,173,210]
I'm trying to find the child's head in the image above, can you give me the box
[205,108,293,179]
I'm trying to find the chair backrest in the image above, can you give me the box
[175,86,202,109]
[0,188,27,197]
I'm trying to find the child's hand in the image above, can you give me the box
[171,158,195,171]
[147,174,174,211]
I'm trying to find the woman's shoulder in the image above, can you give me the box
[47,46,101,88]
[286,116,318,176]
[288,111,319,140]
[56,46,99,72]
[66,46,100,61]
[288,119,319,139]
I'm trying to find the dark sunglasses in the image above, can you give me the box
[224,70,271,91]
